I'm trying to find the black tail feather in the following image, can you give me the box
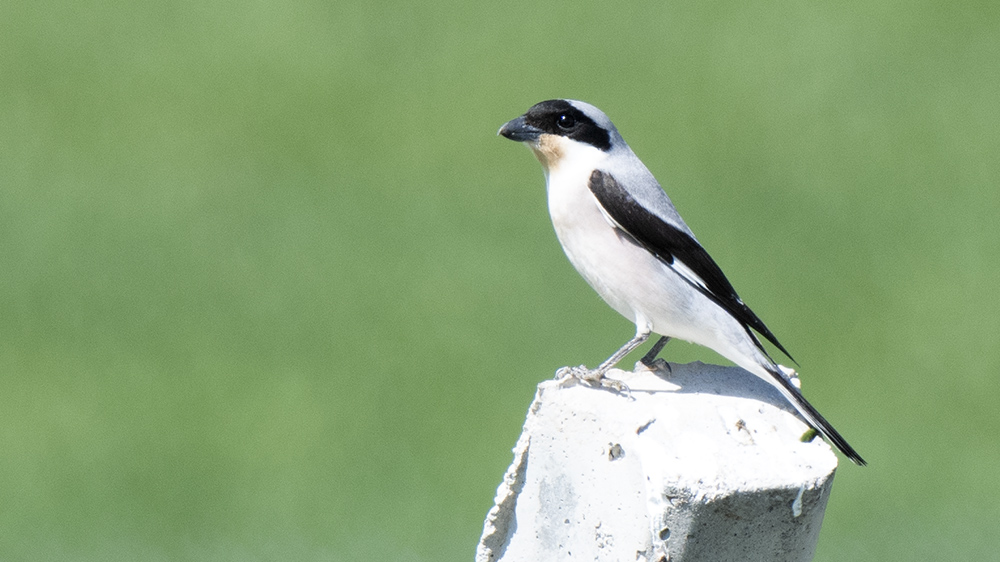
[766,366,867,466]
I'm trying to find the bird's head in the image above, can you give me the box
[499,99,619,173]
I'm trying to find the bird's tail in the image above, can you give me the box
[763,364,867,466]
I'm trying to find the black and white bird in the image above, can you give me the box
[499,99,865,466]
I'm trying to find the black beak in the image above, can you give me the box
[498,115,543,142]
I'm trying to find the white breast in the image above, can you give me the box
[544,150,663,331]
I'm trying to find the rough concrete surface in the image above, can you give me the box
[475,362,838,562]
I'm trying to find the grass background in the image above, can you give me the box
[2,0,998,559]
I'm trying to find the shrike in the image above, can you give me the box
[499,99,865,465]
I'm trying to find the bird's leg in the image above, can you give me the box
[578,328,650,385]
[555,328,651,392]
[639,335,671,367]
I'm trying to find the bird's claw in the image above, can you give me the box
[555,365,631,397]
[555,364,591,382]
[638,357,671,374]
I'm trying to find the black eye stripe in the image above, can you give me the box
[522,100,611,152]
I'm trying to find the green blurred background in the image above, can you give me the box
[2,0,998,559]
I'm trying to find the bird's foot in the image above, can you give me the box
[595,376,630,396]
[554,364,591,382]
[555,365,631,396]
[638,357,671,374]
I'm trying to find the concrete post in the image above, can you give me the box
[476,362,838,562]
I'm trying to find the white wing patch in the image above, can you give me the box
[668,258,709,292]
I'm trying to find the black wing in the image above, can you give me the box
[589,169,794,363]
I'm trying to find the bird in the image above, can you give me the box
[498,99,865,465]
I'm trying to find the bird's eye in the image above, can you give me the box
[556,113,576,129]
